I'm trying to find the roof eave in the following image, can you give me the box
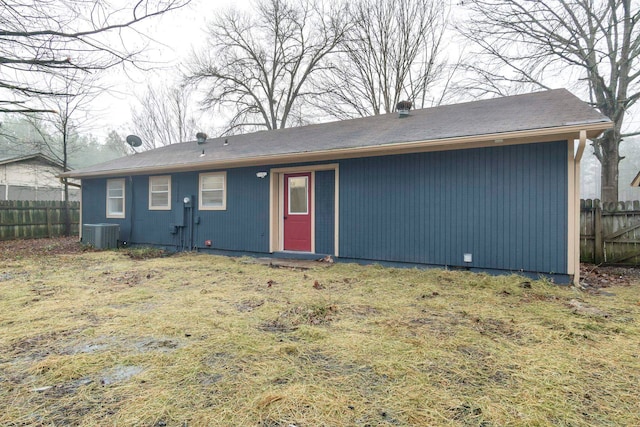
[61,121,612,179]
[0,153,65,168]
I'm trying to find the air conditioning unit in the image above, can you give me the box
[82,224,120,249]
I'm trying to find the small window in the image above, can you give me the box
[288,176,308,214]
[106,179,125,218]
[149,176,171,210]
[199,172,227,210]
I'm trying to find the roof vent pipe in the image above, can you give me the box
[196,132,208,144]
[396,100,412,118]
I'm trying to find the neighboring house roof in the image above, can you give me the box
[0,153,65,169]
[62,89,612,179]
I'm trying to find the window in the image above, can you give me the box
[288,176,308,214]
[106,179,125,218]
[199,172,226,210]
[149,176,171,210]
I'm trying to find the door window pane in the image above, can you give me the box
[288,176,308,214]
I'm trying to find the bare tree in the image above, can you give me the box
[131,83,198,149]
[0,115,46,155]
[102,130,130,158]
[0,0,191,114]
[27,69,103,235]
[312,0,451,119]
[185,0,348,134]
[459,0,640,203]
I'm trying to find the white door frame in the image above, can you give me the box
[269,163,339,256]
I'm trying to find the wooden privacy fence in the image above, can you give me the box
[580,199,640,265]
[0,200,80,240]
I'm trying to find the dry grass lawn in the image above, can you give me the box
[0,238,639,426]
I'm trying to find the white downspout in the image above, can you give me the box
[573,130,587,285]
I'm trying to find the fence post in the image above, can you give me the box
[594,205,604,264]
[46,206,52,238]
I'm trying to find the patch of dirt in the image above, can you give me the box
[32,378,93,397]
[134,338,181,353]
[519,293,563,303]
[0,236,86,260]
[284,304,338,325]
[258,320,299,333]
[580,264,640,290]
[65,342,111,355]
[109,271,143,287]
[258,419,297,427]
[234,299,265,312]
[123,247,168,260]
[448,403,484,423]
[346,304,379,317]
[8,329,79,360]
[567,299,610,318]
[197,372,223,385]
[259,305,336,332]
[473,317,522,339]
[100,365,144,385]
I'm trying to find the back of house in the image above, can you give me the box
[62,89,611,284]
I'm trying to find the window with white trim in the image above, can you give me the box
[106,179,125,218]
[199,172,226,210]
[149,175,171,210]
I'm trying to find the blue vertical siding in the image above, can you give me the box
[82,168,271,252]
[82,176,189,247]
[314,170,335,255]
[338,141,568,274]
[81,141,568,275]
[81,178,130,243]
[194,167,270,253]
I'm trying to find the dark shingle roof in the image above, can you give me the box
[63,89,610,178]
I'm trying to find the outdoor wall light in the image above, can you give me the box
[256,171,268,179]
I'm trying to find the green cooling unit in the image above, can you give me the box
[82,224,119,249]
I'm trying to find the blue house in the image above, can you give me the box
[63,90,611,284]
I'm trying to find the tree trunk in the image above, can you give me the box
[62,122,71,237]
[601,155,619,205]
[599,130,621,204]
[63,179,71,237]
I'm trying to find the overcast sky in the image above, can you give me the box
[86,0,640,200]
[94,0,251,139]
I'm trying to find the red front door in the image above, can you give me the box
[284,172,312,251]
